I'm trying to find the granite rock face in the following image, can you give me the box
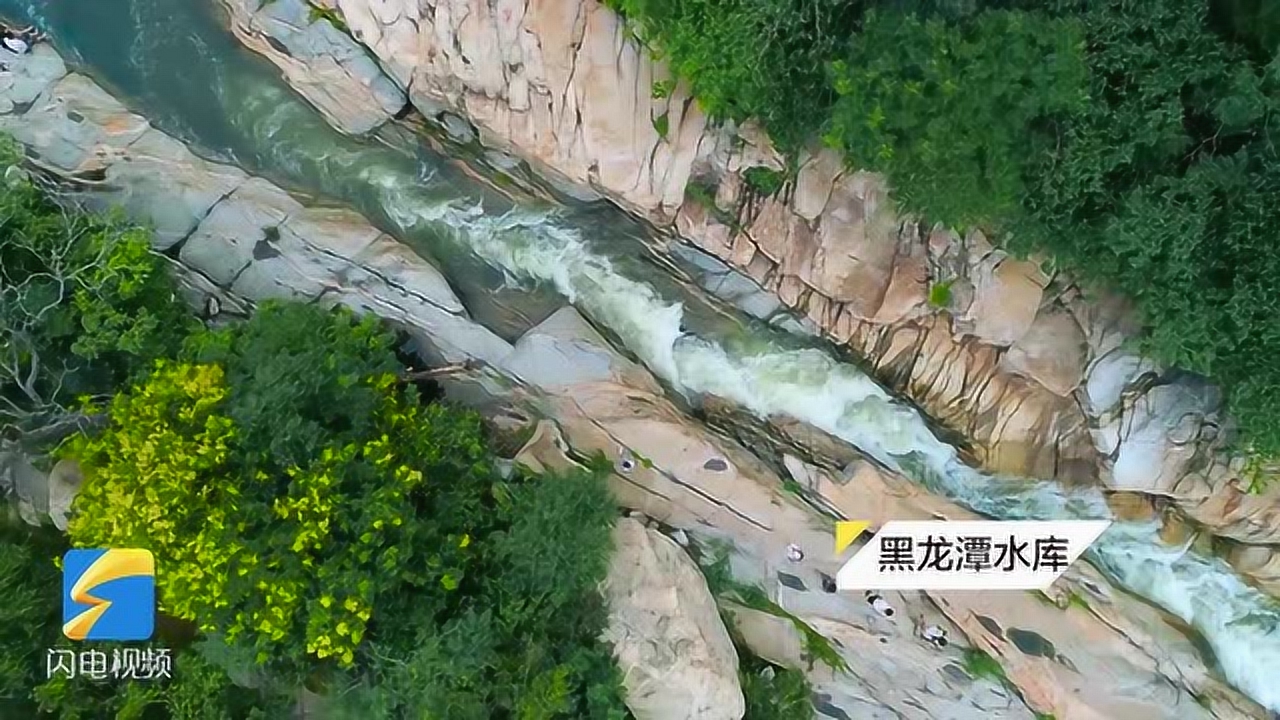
[604,518,746,720]
[218,0,406,135]
[211,0,1280,563]
[505,309,1268,720]
[5,41,1274,719]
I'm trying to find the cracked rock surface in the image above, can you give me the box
[6,38,1273,720]
[218,0,1280,582]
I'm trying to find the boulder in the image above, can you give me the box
[1107,381,1220,499]
[3,451,48,527]
[1225,544,1280,596]
[240,0,1280,573]
[0,43,68,110]
[808,172,899,316]
[999,307,1089,397]
[16,36,1277,720]
[0,73,149,173]
[47,459,84,532]
[727,602,1032,720]
[957,254,1047,346]
[503,306,661,394]
[604,517,745,720]
[94,129,248,250]
[333,0,422,88]
[793,146,844,221]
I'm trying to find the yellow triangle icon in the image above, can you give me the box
[835,521,869,555]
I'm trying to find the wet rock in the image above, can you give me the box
[243,0,1280,576]
[1225,544,1280,596]
[17,39,1273,720]
[1105,491,1159,523]
[219,0,406,135]
[1157,509,1197,547]
[604,517,745,720]
[503,306,661,394]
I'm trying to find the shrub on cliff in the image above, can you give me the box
[604,0,858,150]
[1011,0,1280,463]
[63,303,630,716]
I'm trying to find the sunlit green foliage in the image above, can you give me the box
[0,516,287,719]
[1011,0,1280,461]
[61,303,629,715]
[827,9,1087,227]
[604,0,858,150]
[327,462,630,719]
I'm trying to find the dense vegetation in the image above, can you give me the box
[0,146,195,452]
[608,0,1280,471]
[0,155,629,718]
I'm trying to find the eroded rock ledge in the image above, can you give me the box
[5,42,1271,720]
[213,0,1280,591]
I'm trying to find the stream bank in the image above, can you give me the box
[3,2,1279,717]
[232,0,1280,581]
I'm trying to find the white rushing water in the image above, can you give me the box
[220,74,1280,711]
[372,184,1280,712]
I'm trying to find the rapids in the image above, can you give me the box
[6,0,1278,710]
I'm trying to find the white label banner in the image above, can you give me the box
[835,520,1110,591]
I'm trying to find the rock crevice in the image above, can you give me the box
[4,42,1272,719]
[214,0,1280,583]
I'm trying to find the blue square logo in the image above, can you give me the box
[62,549,155,641]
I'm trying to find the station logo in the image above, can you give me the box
[62,549,156,641]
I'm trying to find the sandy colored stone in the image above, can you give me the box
[604,518,746,720]
[959,255,1047,346]
[1106,492,1158,522]
[1000,307,1089,397]
[808,171,899,316]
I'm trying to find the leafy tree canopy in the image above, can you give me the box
[62,303,630,716]
[608,0,1280,471]
[0,141,195,449]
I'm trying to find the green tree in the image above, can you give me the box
[605,0,860,150]
[65,303,631,714]
[827,8,1087,227]
[327,463,630,719]
[0,518,62,716]
[0,141,194,451]
[180,302,403,471]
